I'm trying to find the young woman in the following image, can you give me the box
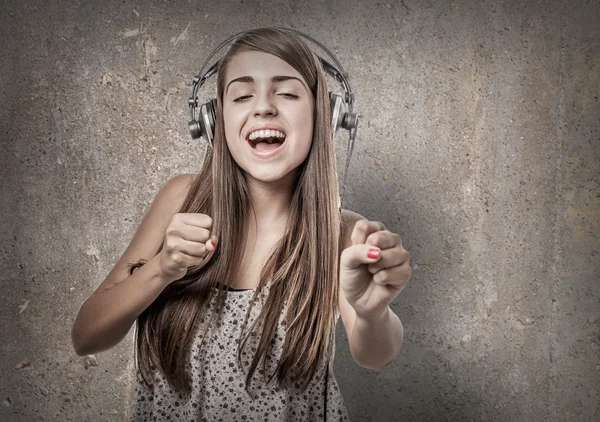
[71,27,410,421]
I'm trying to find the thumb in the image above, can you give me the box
[340,244,381,270]
[206,234,218,252]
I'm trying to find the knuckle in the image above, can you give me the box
[165,225,178,237]
[164,240,176,252]
[355,219,369,231]
[366,231,378,242]
[171,253,184,266]
[202,214,213,227]
[375,270,389,284]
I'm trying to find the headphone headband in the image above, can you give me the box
[189,26,355,112]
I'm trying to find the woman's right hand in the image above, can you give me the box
[157,213,218,283]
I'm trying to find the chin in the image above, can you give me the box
[247,172,289,184]
[246,166,301,184]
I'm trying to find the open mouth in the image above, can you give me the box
[247,133,286,152]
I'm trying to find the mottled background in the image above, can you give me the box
[1,0,598,421]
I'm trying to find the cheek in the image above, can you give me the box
[294,104,314,137]
[222,115,243,144]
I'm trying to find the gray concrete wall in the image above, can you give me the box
[1,0,598,420]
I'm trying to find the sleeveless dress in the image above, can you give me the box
[131,282,350,421]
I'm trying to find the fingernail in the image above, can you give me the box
[367,248,380,259]
[211,241,216,248]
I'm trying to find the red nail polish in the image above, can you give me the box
[211,241,216,248]
[368,248,380,259]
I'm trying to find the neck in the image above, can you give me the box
[245,173,296,235]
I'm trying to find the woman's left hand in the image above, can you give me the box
[339,219,412,319]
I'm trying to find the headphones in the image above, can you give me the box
[188,26,358,207]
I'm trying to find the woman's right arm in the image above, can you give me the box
[71,173,195,356]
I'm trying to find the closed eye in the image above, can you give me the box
[233,93,299,102]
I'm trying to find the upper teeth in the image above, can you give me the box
[248,129,286,141]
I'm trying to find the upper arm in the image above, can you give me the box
[93,173,196,293]
[338,209,366,341]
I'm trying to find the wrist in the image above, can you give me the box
[355,306,391,324]
[146,254,177,287]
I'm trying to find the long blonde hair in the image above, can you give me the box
[130,27,345,397]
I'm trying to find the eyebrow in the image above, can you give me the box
[225,75,306,95]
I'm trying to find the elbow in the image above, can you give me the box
[354,357,395,371]
[72,330,99,357]
[378,355,397,370]
[71,323,89,357]
[71,312,125,357]
[73,345,89,357]
[71,310,96,357]
[355,362,383,370]
[352,342,403,371]
[351,350,397,371]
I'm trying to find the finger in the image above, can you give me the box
[178,225,212,243]
[351,219,386,246]
[177,238,210,258]
[373,263,412,289]
[207,234,218,252]
[179,213,213,229]
[372,262,412,289]
[367,246,410,274]
[341,244,384,270]
[364,230,398,250]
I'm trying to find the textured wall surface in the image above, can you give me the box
[1,0,598,421]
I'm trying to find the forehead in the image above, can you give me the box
[225,50,307,90]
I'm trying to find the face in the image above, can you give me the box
[222,50,315,185]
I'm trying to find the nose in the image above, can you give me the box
[252,91,277,117]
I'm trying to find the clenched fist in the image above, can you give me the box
[157,213,218,283]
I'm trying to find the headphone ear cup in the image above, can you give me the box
[329,92,346,138]
[188,119,203,141]
[196,98,217,148]
[207,98,217,147]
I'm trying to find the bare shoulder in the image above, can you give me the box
[163,172,197,196]
[163,173,197,201]
[141,173,197,222]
